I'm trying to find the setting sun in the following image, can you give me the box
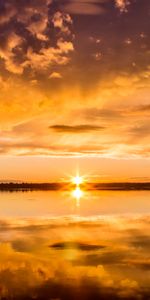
[72,175,83,185]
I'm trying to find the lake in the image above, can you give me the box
[0,189,150,217]
[0,190,150,299]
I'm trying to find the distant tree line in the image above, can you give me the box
[0,182,149,191]
[90,182,150,190]
[0,182,64,192]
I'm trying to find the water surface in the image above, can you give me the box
[0,190,150,217]
[0,190,150,299]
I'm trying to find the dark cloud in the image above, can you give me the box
[76,251,128,266]
[11,237,45,253]
[50,241,106,251]
[49,124,105,133]
[132,262,150,271]
[130,234,150,250]
[0,0,74,75]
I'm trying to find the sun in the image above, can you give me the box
[72,175,83,185]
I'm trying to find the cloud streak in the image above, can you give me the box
[50,124,105,133]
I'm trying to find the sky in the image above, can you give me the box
[0,0,150,181]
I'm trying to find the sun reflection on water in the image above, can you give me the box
[72,186,83,207]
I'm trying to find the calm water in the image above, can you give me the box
[0,190,150,299]
[0,190,150,217]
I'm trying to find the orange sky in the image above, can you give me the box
[0,0,149,181]
[0,156,149,182]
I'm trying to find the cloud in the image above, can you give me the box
[52,11,73,34]
[62,0,132,15]
[49,124,105,133]
[78,251,127,266]
[25,39,74,72]
[0,142,109,156]
[130,234,150,250]
[134,104,150,113]
[50,241,106,251]
[26,14,49,41]
[0,0,74,75]
[0,0,150,161]
[129,122,150,138]
[0,70,149,158]
[82,104,150,121]
[115,0,131,12]
[49,72,63,79]
[82,108,122,120]
[0,32,24,74]
[62,2,105,15]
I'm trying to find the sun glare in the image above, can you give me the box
[72,175,83,185]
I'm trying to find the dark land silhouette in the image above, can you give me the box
[0,182,150,192]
